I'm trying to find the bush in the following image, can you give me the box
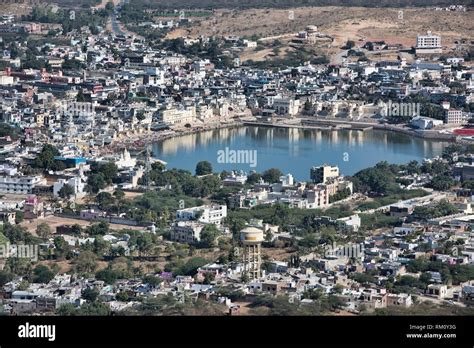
[32,265,55,284]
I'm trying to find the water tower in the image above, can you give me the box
[240,227,264,280]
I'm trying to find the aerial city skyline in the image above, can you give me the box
[0,0,472,346]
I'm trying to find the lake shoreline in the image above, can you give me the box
[106,117,457,156]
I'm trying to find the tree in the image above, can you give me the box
[116,292,129,302]
[105,2,115,11]
[246,172,262,185]
[15,211,24,224]
[96,162,118,184]
[199,224,220,248]
[86,173,106,194]
[226,217,246,242]
[71,224,82,236]
[262,168,283,183]
[57,303,78,316]
[0,270,13,286]
[36,222,52,240]
[74,251,98,275]
[303,288,323,300]
[2,223,37,244]
[32,265,55,284]
[406,160,421,175]
[96,192,114,211]
[77,302,111,316]
[58,184,75,199]
[35,144,60,170]
[143,275,162,287]
[134,233,154,256]
[203,272,215,284]
[87,221,109,236]
[82,287,99,302]
[113,189,125,214]
[54,236,70,259]
[430,175,455,191]
[174,257,208,276]
[76,89,86,102]
[96,268,121,284]
[17,280,30,291]
[93,235,110,255]
[196,161,213,176]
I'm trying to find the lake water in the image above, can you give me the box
[153,126,447,180]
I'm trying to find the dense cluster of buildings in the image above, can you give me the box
[0,7,472,316]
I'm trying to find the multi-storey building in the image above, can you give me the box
[416,31,442,53]
[306,186,330,208]
[310,165,339,184]
[171,221,204,244]
[159,105,196,125]
[0,174,45,194]
[176,205,227,225]
[445,109,465,124]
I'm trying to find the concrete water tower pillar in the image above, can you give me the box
[240,227,264,280]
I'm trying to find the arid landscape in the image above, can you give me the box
[164,6,473,63]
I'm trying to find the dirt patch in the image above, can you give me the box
[21,215,145,235]
[183,6,473,62]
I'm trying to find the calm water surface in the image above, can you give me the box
[153,126,447,180]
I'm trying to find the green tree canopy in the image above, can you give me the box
[196,161,213,176]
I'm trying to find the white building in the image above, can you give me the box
[98,149,136,170]
[387,293,413,308]
[280,174,294,186]
[310,165,339,184]
[306,187,330,208]
[160,105,196,125]
[116,149,136,169]
[446,57,465,66]
[337,214,361,232]
[416,31,442,54]
[53,176,85,198]
[445,109,465,124]
[411,116,444,130]
[273,98,300,116]
[222,171,247,186]
[242,40,257,48]
[0,175,45,194]
[176,205,227,225]
[0,164,18,176]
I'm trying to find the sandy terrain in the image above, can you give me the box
[180,7,472,45]
[166,6,473,63]
[21,214,145,235]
